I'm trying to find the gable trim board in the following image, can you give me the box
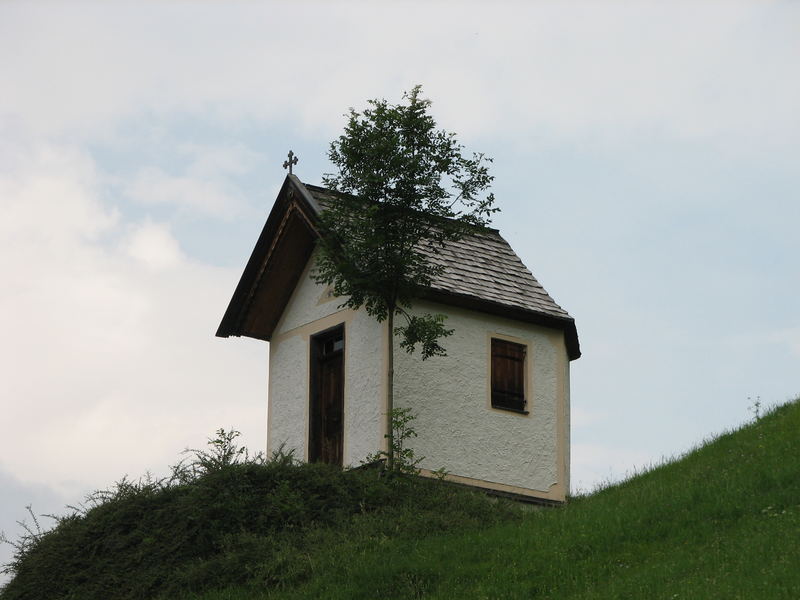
[216,176,320,342]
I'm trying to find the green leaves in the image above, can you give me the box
[314,85,497,358]
[396,313,454,360]
[313,86,499,471]
[363,407,425,476]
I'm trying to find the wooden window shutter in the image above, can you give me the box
[491,338,526,412]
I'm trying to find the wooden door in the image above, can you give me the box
[309,326,344,466]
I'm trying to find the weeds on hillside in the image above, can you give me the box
[364,407,424,475]
[0,506,46,579]
[748,394,762,421]
[0,429,515,600]
[1,430,256,582]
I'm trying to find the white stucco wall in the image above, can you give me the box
[394,300,569,497]
[268,253,384,466]
[564,360,571,493]
[267,253,569,498]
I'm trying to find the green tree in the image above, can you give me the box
[314,86,497,470]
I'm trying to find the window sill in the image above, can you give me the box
[492,405,529,416]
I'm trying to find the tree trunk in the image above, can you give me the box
[386,307,395,471]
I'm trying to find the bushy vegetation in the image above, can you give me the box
[0,431,519,600]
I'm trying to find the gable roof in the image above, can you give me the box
[217,175,580,360]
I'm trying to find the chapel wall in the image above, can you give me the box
[268,252,384,467]
[267,252,570,500]
[394,300,570,501]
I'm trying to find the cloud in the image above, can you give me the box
[765,327,800,361]
[122,221,185,270]
[124,167,242,218]
[0,141,267,494]
[119,143,263,219]
[1,2,797,157]
[571,443,654,494]
[0,141,116,243]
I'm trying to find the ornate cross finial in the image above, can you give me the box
[282,150,298,174]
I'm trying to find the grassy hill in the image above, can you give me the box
[3,400,798,599]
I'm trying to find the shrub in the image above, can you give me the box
[0,430,512,600]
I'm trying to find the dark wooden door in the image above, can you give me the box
[309,326,344,466]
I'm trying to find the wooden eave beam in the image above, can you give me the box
[215,176,321,339]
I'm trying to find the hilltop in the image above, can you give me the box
[2,400,798,599]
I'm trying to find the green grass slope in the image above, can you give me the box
[208,400,799,600]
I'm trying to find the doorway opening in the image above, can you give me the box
[309,324,345,466]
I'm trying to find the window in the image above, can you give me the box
[491,338,527,413]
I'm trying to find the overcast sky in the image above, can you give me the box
[1,1,798,577]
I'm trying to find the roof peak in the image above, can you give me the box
[295,178,501,235]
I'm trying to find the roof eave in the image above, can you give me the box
[422,288,581,360]
[215,175,320,339]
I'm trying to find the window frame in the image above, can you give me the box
[488,334,531,415]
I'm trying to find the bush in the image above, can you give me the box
[0,431,514,600]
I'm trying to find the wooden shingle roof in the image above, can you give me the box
[420,228,571,320]
[218,176,580,360]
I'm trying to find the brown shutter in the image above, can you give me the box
[491,338,526,412]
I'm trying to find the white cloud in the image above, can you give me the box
[123,221,185,270]
[1,2,797,157]
[570,405,604,429]
[0,141,116,243]
[177,142,262,179]
[125,166,241,218]
[761,327,800,361]
[571,443,654,495]
[120,143,262,218]
[782,329,800,360]
[0,142,267,495]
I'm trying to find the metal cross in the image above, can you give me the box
[282,150,298,174]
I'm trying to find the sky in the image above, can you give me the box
[1,0,798,576]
